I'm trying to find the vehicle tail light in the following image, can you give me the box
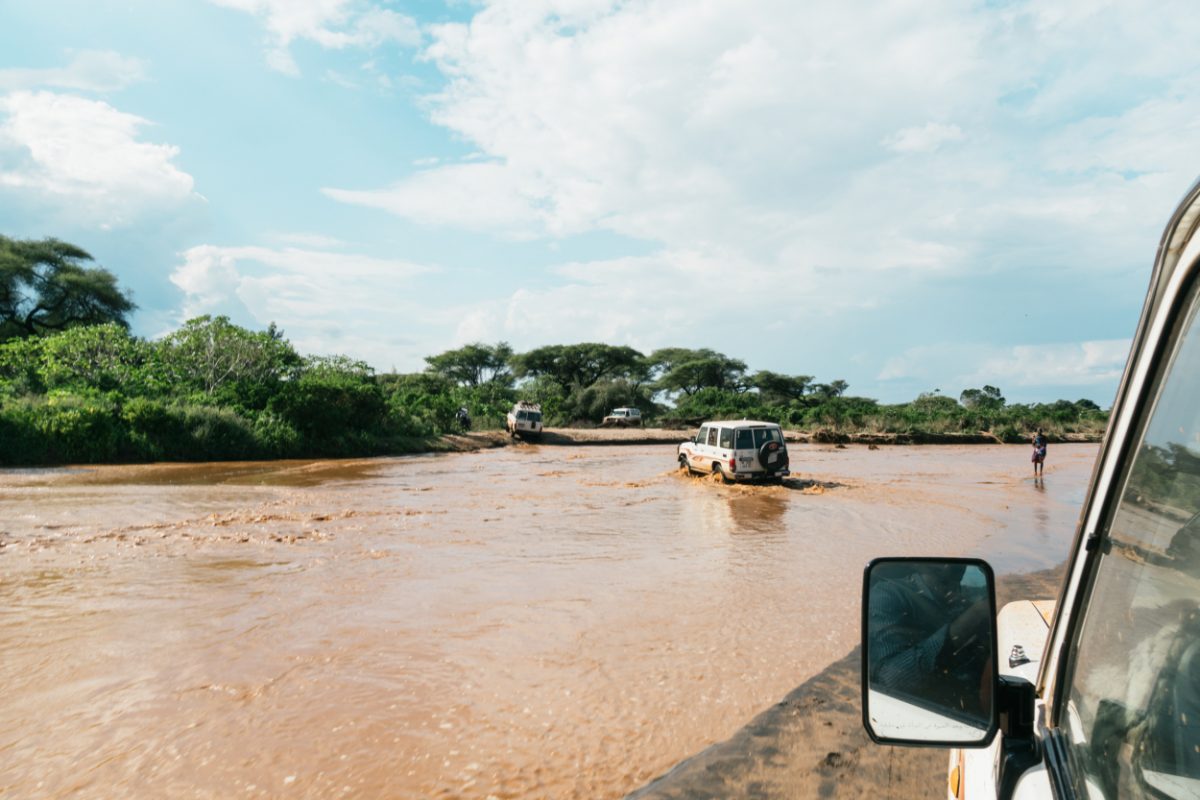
[729,457,736,472]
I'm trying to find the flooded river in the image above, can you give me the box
[0,443,1096,799]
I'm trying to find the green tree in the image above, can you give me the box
[959,385,1005,410]
[649,348,747,396]
[425,341,514,387]
[809,379,849,400]
[749,370,813,405]
[39,323,159,395]
[0,236,135,340]
[510,343,646,389]
[158,316,300,404]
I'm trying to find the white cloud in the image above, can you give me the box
[317,0,1200,399]
[878,339,1131,391]
[211,0,421,75]
[968,339,1131,388]
[323,162,549,237]
[0,91,198,228]
[170,244,437,364]
[331,0,1200,265]
[883,122,965,154]
[0,50,146,93]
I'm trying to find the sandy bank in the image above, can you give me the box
[624,564,1066,799]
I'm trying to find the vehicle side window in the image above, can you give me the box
[719,428,734,449]
[696,426,707,444]
[1062,278,1200,798]
[707,427,719,447]
[736,429,754,449]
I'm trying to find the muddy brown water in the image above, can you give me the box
[0,443,1096,799]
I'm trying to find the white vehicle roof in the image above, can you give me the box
[612,407,639,413]
[699,420,780,428]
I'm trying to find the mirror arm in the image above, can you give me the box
[995,676,1040,800]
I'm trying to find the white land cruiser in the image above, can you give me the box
[677,420,790,482]
[505,402,543,440]
[861,176,1200,800]
[601,407,642,427]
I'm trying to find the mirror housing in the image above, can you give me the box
[861,557,999,747]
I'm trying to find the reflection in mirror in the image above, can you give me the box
[865,560,995,743]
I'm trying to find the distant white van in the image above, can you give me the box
[602,407,642,427]
[505,402,543,440]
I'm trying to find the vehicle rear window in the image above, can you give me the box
[735,429,754,449]
[529,412,542,423]
[719,428,733,448]
[752,427,782,447]
[517,411,527,420]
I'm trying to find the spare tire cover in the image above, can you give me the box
[758,440,788,471]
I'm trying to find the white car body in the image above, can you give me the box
[602,407,642,426]
[506,402,543,439]
[866,177,1200,800]
[677,420,790,482]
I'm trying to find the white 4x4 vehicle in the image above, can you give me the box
[861,177,1200,800]
[505,402,543,440]
[602,407,642,427]
[678,420,789,482]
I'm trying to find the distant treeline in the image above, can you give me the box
[0,322,1107,465]
[0,235,1107,465]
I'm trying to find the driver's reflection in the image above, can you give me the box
[869,563,991,720]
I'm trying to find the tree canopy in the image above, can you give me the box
[959,385,1005,409]
[650,348,747,396]
[0,236,135,341]
[510,343,646,389]
[425,341,514,387]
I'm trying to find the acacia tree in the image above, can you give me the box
[959,385,1005,409]
[0,236,135,340]
[749,370,814,405]
[510,343,646,389]
[425,342,514,387]
[810,379,849,400]
[649,348,747,396]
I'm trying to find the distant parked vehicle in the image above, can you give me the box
[506,401,543,440]
[678,420,789,483]
[601,407,642,427]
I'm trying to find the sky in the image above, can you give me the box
[1,0,1198,406]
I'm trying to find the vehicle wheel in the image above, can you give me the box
[758,441,789,473]
[713,462,731,483]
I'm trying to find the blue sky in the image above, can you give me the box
[1,0,1198,405]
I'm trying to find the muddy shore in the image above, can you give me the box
[625,564,1067,799]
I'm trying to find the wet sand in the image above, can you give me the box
[0,444,1094,799]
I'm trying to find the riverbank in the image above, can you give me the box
[624,563,1066,799]
[433,426,1103,453]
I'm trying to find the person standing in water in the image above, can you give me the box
[1032,429,1048,476]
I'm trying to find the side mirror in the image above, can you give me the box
[861,557,999,747]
